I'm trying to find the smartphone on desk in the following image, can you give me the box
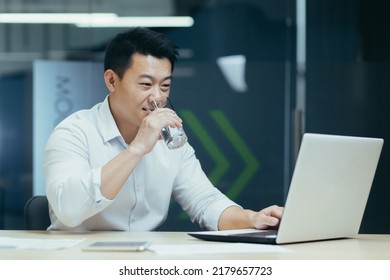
[83,241,152,252]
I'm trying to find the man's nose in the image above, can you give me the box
[150,86,164,98]
[147,92,165,109]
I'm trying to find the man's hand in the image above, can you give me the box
[247,205,284,229]
[130,107,182,155]
[218,205,284,230]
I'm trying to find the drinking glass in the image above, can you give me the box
[151,96,188,149]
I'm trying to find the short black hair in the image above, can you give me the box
[104,27,179,78]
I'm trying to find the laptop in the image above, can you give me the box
[188,133,384,244]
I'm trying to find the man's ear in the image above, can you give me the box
[104,69,117,93]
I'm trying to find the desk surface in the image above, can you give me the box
[1,230,389,260]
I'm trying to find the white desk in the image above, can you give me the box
[0,230,390,260]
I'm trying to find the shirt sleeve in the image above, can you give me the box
[44,119,112,228]
[172,145,240,230]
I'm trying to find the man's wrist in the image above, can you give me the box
[126,144,146,158]
[244,209,256,228]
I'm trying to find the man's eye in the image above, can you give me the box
[140,83,151,87]
[161,84,170,90]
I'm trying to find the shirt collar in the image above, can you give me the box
[98,95,123,143]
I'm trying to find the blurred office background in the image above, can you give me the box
[0,0,389,233]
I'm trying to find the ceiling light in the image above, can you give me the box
[0,13,194,28]
[76,16,194,28]
[0,13,117,25]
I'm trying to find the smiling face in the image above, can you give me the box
[104,52,173,143]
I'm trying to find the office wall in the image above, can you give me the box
[306,0,390,233]
[0,73,32,217]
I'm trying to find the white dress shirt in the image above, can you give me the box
[44,95,238,231]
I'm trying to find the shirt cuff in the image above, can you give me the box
[89,167,112,206]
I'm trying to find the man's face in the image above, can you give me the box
[109,53,173,129]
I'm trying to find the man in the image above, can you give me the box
[44,27,283,231]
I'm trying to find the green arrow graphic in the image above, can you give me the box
[210,110,260,200]
[180,110,230,185]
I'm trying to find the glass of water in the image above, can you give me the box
[151,96,188,149]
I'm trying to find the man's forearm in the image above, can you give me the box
[217,206,253,230]
[101,146,143,199]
